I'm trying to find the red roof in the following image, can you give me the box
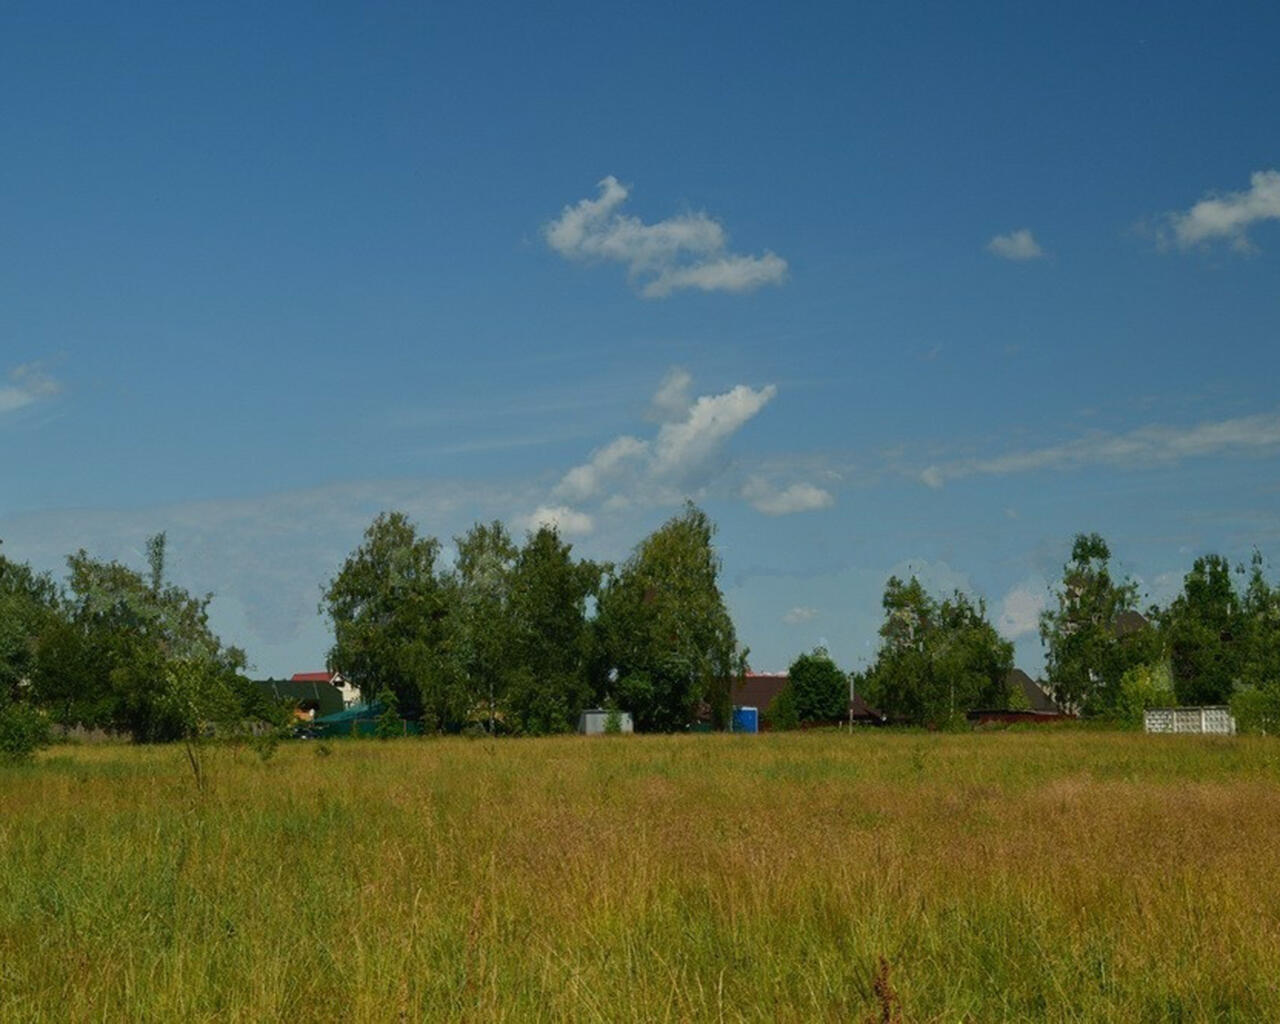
[291,672,331,683]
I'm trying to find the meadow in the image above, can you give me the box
[2,730,1279,1022]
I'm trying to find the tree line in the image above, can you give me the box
[3,514,1280,756]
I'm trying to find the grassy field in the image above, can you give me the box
[3,730,1279,1022]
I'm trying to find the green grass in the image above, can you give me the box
[3,731,1280,1021]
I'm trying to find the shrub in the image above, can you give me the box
[765,685,799,730]
[0,701,51,762]
[1231,687,1280,735]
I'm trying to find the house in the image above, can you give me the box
[730,671,886,728]
[291,671,361,708]
[253,678,345,721]
[1007,668,1065,714]
[966,669,1074,725]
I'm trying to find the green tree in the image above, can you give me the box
[1161,555,1243,705]
[324,512,458,728]
[1040,533,1158,716]
[785,647,848,724]
[1240,551,1280,691]
[504,526,602,734]
[861,577,1013,726]
[450,521,518,732]
[375,686,401,739]
[594,503,744,731]
[0,546,60,705]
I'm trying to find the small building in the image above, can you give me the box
[1007,669,1066,714]
[292,670,361,708]
[578,708,634,734]
[254,678,345,721]
[731,706,759,733]
[1144,706,1236,736]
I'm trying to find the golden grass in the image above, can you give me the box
[3,731,1279,1022]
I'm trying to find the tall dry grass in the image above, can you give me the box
[2,730,1279,1021]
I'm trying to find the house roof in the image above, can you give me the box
[731,672,789,711]
[731,671,885,722]
[291,672,332,683]
[1114,610,1150,637]
[1008,669,1063,713]
[255,679,345,718]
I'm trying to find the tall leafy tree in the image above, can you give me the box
[785,647,848,724]
[60,533,248,746]
[594,503,744,731]
[1040,533,1158,715]
[450,521,518,731]
[861,577,1013,726]
[504,526,602,734]
[1161,555,1243,705]
[323,512,458,728]
[0,546,60,705]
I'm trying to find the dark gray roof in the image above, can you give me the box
[1008,669,1062,714]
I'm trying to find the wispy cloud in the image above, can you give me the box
[0,362,61,415]
[545,176,788,298]
[647,367,693,422]
[920,410,1280,488]
[742,477,834,516]
[986,228,1045,261]
[782,606,819,625]
[1163,169,1280,252]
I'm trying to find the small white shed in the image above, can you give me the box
[578,708,634,734]
[1144,706,1236,735]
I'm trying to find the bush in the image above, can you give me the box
[1112,662,1177,729]
[1231,687,1280,735]
[764,685,799,731]
[0,701,51,762]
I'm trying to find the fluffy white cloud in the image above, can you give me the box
[998,584,1046,640]
[521,505,595,536]
[742,477,834,516]
[0,362,61,414]
[986,228,1045,261]
[1165,169,1280,252]
[651,385,777,484]
[555,435,649,502]
[920,409,1280,487]
[545,176,788,298]
[782,606,819,625]
[556,374,777,509]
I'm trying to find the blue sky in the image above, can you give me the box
[2,1,1278,676]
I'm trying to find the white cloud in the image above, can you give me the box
[651,384,777,484]
[0,362,61,414]
[1165,169,1280,252]
[545,176,788,298]
[920,409,1280,487]
[552,371,782,517]
[998,584,1045,640]
[521,505,595,536]
[643,252,791,298]
[648,367,693,422]
[555,435,649,502]
[742,477,834,516]
[782,606,819,625]
[986,228,1045,261]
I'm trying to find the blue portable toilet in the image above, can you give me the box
[731,706,759,733]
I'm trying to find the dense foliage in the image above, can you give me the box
[1039,533,1159,716]
[783,647,848,724]
[860,577,1014,726]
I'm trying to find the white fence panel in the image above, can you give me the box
[1144,706,1236,736]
